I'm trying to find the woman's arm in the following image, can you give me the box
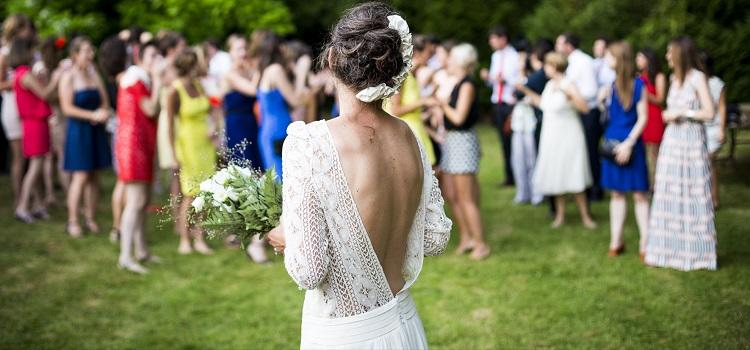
[265,64,307,108]
[646,73,667,106]
[439,81,475,126]
[718,87,727,144]
[388,91,424,117]
[613,87,648,164]
[562,82,590,114]
[58,71,100,121]
[515,83,541,107]
[166,87,180,166]
[0,54,11,91]
[225,69,260,96]
[139,76,162,118]
[21,68,63,100]
[684,74,715,121]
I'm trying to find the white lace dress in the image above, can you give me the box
[282,120,452,349]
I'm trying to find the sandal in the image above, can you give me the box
[109,228,120,243]
[84,219,100,234]
[118,260,148,274]
[137,254,162,264]
[608,244,625,257]
[31,208,50,221]
[66,222,83,238]
[469,244,491,261]
[15,211,35,224]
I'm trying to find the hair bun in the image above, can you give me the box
[325,2,404,94]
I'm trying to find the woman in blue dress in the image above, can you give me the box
[59,37,112,237]
[256,33,310,180]
[222,35,263,169]
[599,42,650,259]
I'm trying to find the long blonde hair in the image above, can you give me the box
[2,14,32,45]
[609,41,635,110]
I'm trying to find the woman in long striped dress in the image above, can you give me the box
[644,37,717,271]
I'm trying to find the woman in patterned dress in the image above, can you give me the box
[114,40,162,274]
[645,37,717,271]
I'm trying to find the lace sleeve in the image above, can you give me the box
[424,171,452,256]
[282,123,330,290]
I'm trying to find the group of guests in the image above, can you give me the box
[0,15,326,274]
[483,27,724,271]
[0,12,726,272]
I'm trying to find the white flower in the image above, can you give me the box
[213,169,231,185]
[226,188,239,202]
[355,14,413,103]
[212,186,229,203]
[192,196,206,211]
[237,166,253,178]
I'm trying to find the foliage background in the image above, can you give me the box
[2,0,749,102]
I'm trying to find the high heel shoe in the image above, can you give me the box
[608,245,625,257]
[15,211,35,224]
[84,219,100,234]
[118,260,148,274]
[66,222,83,238]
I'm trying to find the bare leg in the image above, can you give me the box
[84,171,101,233]
[170,170,181,234]
[43,154,55,205]
[633,192,650,254]
[609,191,626,250]
[66,171,88,237]
[9,140,24,207]
[56,146,70,193]
[111,180,126,240]
[710,154,719,208]
[177,195,193,254]
[444,174,473,254]
[118,183,149,274]
[455,174,489,260]
[574,192,597,229]
[552,195,566,228]
[646,143,659,190]
[15,157,44,220]
[133,186,153,261]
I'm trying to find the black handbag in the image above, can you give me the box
[599,139,631,165]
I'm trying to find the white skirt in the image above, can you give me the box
[1,91,22,140]
[300,292,429,350]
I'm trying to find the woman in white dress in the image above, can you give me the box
[267,3,452,349]
[528,52,596,229]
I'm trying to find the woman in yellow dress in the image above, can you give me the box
[385,36,436,166]
[167,48,217,255]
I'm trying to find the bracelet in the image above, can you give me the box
[685,110,696,119]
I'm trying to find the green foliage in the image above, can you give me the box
[116,0,294,44]
[4,0,117,42]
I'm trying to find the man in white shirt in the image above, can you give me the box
[481,26,520,187]
[592,36,615,89]
[555,32,604,200]
[203,39,232,97]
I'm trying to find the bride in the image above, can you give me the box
[266,2,452,349]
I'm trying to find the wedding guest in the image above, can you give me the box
[530,52,596,229]
[10,38,63,222]
[592,36,615,90]
[385,34,436,166]
[511,39,553,205]
[267,5,451,347]
[222,34,263,168]
[156,31,186,221]
[434,43,490,260]
[39,36,70,206]
[645,37,717,271]
[481,26,519,187]
[556,32,602,201]
[636,48,666,186]
[599,42,649,258]
[699,50,726,208]
[59,37,111,237]
[99,35,128,242]
[1,14,35,207]
[116,40,162,273]
[257,32,310,180]
[167,48,216,255]
[204,38,231,91]
[284,40,318,124]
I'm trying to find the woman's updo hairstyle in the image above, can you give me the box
[323,2,405,93]
[173,48,198,77]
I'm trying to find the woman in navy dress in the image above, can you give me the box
[222,34,263,169]
[59,37,112,237]
[256,32,310,180]
[599,42,649,258]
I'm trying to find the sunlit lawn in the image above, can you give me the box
[1,124,748,349]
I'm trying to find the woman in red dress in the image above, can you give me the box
[115,40,162,274]
[636,48,666,186]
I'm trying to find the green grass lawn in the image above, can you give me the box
[1,124,749,349]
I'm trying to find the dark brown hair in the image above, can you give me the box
[669,36,698,84]
[69,36,92,56]
[173,48,198,77]
[638,47,661,83]
[98,36,127,80]
[7,38,35,69]
[41,37,64,72]
[256,31,285,73]
[609,41,635,110]
[322,2,405,95]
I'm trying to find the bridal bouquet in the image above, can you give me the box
[190,164,282,247]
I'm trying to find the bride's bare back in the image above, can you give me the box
[327,110,424,295]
